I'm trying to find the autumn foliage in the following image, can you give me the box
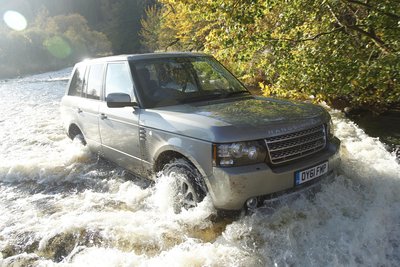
[141,0,400,113]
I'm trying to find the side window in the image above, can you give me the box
[86,64,104,100]
[105,63,134,100]
[68,65,85,96]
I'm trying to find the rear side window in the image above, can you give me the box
[105,63,134,100]
[68,65,85,96]
[86,64,104,100]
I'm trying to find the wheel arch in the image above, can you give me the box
[153,148,209,193]
[68,123,85,141]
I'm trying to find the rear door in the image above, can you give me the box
[60,63,86,135]
[79,63,105,152]
[98,61,143,175]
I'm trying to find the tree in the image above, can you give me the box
[140,1,212,52]
[145,0,400,113]
[0,0,154,54]
[0,11,112,78]
[99,0,149,54]
[140,5,163,52]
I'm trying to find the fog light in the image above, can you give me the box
[246,197,258,209]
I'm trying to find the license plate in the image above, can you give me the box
[295,161,328,185]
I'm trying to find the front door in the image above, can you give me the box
[98,62,143,176]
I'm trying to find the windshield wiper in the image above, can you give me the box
[180,90,250,104]
[180,94,219,103]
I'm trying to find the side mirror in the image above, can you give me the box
[106,93,137,108]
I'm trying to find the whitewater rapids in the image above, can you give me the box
[0,69,399,267]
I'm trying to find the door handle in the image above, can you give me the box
[77,108,82,113]
[100,113,107,120]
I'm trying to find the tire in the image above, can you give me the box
[162,159,206,212]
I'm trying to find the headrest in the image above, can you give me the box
[137,68,150,81]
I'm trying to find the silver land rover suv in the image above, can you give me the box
[60,52,340,211]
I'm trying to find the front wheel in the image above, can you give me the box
[162,159,206,212]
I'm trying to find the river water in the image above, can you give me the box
[0,69,399,267]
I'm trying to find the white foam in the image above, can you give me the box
[0,71,399,266]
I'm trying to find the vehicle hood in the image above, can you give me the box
[140,96,330,142]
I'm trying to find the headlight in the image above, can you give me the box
[213,140,267,167]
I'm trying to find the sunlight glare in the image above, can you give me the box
[3,10,27,31]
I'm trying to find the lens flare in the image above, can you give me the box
[44,36,72,59]
[3,10,27,31]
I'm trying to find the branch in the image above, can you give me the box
[264,27,343,43]
[343,0,400,20]
[327,4,346,28]
[164,38,180,51]
[346,24,392,53]
[327,3,393,53]
[289,27,344,42]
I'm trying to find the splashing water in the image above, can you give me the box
[0,70,399,266]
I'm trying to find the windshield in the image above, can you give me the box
[130,56,249,108]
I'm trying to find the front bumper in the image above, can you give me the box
[206,137,340,210]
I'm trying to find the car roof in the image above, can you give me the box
[79,52,210,65]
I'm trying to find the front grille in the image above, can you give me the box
[265,125,327,164]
